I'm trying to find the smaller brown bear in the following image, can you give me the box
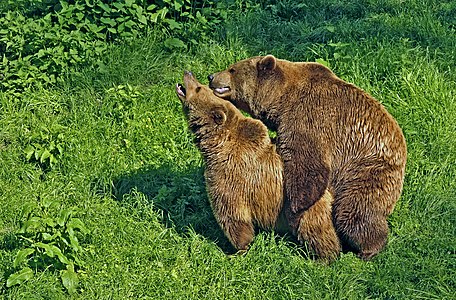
[176,71,340,261]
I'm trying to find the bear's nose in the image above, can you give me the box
[207,74,214,83]
[184,70,193,76]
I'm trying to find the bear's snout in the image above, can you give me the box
[208,74,214,83]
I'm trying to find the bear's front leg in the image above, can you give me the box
[282,147,330,231]
[220,218,255,251]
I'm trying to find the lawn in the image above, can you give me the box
[1,0,455,299]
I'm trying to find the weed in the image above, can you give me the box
[24,123,66,170]
[7,198,88,295]
[0,0,229,94]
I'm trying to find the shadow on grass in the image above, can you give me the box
[109,164,237,254]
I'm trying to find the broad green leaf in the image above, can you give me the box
[40,149,51,163]
[138,15,147,25]
[98,2,111,13]
[164,38,186,49]
[35,242,54,257]
[316,58,330,68]
[57,209,73,226]
[325,25,336,32]
[174,1,183,10]
[13,248,35,268]
[20,202,35,220]
[124,20,135,28]
[150,12,160,23]
[61,264,78,294]
[68,233,82,253]
[6,267,34,287]
[135,5,143,17]
[56,143,64,154]
[42,217,56,227]
[37,49,46,58]
[87,24,104,33]
[51,245,71,265]
[24,145,35,161]
[76,12,84,21]
[113,2,124,10]
[50,154,57,165]
[68,218,88,234]
[42,197,59,209]
[100,17,116,27]
[20,216,42,233]
[165,19,182,30]
[42,232,53,241]
[34,148,43,161]
[59,235,70,247]
[160,7,169,18]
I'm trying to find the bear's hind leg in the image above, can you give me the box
[333,161,404,260]
[338,212,389,260]
[221,218,255,251]
[333,176,400,259]
[297,190,341,262]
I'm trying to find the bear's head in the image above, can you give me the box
[176,71,234,138]
[208,55,281,117]
[176,71,272,150]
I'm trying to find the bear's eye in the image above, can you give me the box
[229,68,236,74]
[196,86,201,93]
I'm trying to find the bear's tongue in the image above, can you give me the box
[176,83,186,97]
[215,87,230,94]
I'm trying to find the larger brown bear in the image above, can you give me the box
[176,71,340,261]
[208,55,407,260]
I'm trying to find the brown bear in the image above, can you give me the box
[208,55,407,260]
[176,71,340,261]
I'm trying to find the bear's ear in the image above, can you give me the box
[239,119,265,142]
[258,55,277,72]
[211,108,227,125]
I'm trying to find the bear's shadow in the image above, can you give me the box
[109,163,237,253]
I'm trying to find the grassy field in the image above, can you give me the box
[1,0,455,299]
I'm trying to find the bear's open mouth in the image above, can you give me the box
[214,86,231,96]
[176,83,186,97]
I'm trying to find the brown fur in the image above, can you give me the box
[298,189,340,260]
[176,71,340,261]
[208,55,407,260]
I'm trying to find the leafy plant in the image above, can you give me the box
[7,198,88,294]
[0,0,230,94]
[106,83,142,124]
[24,123,66,169]
[308,41,352,69]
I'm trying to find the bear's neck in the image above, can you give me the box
[190,116,236,159]
[251,94,282,132]
[192,126,227,153]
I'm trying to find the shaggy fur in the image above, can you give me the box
[176,71,340,261]
[208,55,407,260]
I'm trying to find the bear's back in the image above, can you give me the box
[204,116,284,230]
[277,60,406,167]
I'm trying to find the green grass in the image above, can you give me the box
[1,0,455,299]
